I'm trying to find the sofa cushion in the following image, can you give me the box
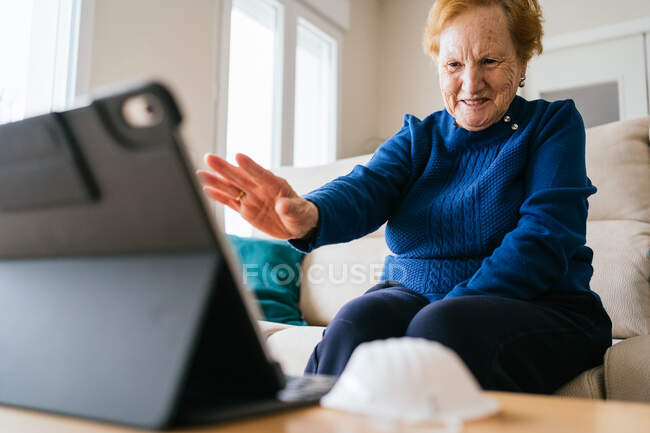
[587,220,650,338]
[265,325,326,376]
[555,365,605,399]
[604,335,650,402]
[272,154,372,198]
[299,236,391,326]
[585,117,650,222]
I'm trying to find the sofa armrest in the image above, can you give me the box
[555,365,605,399]
[604,335,650,402]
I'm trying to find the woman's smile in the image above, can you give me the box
[459,97,490,108]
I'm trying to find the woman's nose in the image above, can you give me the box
[461,65,485,95]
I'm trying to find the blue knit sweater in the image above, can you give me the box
[290,96,598,303]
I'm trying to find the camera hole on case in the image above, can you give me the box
[121,93,164,128]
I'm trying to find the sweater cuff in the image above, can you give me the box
[287,196,324,253]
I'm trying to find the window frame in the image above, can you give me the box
[293,5,341,166]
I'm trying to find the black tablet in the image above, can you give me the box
[0,82,332,429]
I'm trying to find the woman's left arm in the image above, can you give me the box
[445,100,596,300]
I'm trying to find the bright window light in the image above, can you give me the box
[293,17,337,168]
[225,0,281,236]
[0,0,80,125]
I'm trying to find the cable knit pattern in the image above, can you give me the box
[290,96,599,303]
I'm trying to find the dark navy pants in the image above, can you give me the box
[305,281,612,394]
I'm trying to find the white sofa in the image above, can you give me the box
[256,116,650,401]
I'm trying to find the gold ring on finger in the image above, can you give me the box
[235,191,245,201]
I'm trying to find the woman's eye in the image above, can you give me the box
[448,62,461,69]
[482,58,497,65]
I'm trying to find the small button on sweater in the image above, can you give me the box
[290,96,599,303]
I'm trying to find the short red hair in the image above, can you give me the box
[423,0,544,65]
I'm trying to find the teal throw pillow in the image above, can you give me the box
[227,234,307,326]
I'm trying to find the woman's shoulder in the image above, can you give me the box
[395,109,450,140]
[380,110,448,149]
[521,96,583,128]
[400,108,447,128]
[519,97,586,152]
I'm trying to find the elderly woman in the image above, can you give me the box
[198,0,612,394]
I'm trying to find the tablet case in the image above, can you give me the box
[0,82,285,428]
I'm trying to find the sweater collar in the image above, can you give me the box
[441,95,526,149]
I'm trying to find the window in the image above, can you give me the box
[226,0,281,169]
[224,0,282,236]
[220,0,342,235]
[294,17,337,167]
[0,0,81,124]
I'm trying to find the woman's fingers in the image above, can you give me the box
[204,154,257,191]
[202,186,241,212]
[235,153,275,183]
[199,154,315,240]
[196,170,240,198]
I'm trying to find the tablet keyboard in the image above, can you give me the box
[277,374,337,402]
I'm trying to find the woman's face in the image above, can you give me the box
[437,5,525,131]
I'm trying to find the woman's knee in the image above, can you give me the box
[328,286,428,343]
[403,295,610,393]
[405,297,477,341]
[306,286,427,376]
[404,297,498,374]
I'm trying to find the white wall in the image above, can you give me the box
[377,0,442,140]
[540,0,650,37]
[339,0,381,157]
[88,0,218,171]
[304,0,350,29]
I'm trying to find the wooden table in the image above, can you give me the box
[1,392,649,433]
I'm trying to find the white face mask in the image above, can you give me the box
[319,337,499,431]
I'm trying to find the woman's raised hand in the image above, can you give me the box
[196,153,319,240]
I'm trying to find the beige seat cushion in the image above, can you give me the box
[265,325,325,376]
[257,320,293,340]
[299,236,390,326]
[585,117,650,222]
